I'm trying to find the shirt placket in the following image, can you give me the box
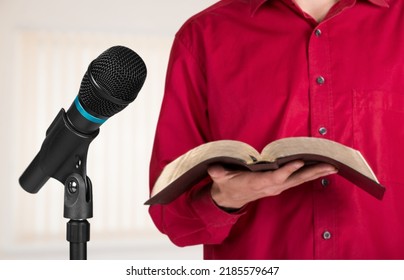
[307,23,338,259]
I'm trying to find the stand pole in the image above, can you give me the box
[67,220,90,260]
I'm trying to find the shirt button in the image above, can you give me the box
[323,231,332,240]
[316,76,325,85]
[315,29,322,37]
[319,127,328,135]
[321,178,330,187]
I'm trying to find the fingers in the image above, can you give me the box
[272,160,305,183]
[208,161,337,187]
[282,162,338,189]
[208,161,338,208]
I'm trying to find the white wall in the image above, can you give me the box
[0,0,217,260]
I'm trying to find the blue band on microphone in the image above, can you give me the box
[74,97,108,124]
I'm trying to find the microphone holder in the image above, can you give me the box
[55,110,95,260]
[20,109,98,260]
[64,173,92,260]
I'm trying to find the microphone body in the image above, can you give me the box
[19,46,147,194]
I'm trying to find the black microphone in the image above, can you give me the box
[19,46,147,194]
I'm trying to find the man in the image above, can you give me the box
[149,0,404,259]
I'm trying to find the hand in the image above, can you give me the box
[208,161,338,209]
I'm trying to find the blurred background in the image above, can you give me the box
[0,0,216,259]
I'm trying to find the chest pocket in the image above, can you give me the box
[352,89,404,184]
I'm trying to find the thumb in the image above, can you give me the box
[207,164,228,180]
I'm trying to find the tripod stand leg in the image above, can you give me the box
[67,219,90,260]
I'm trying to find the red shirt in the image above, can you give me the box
[149,0,404,259]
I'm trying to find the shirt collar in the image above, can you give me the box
[250,0,390,16]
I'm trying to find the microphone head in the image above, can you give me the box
[78,46,147,118]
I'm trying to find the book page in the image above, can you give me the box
[151,140,261,196]
[261,137,379,182]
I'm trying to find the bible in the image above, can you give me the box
[146,137,386,205]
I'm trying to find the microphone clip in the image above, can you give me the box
[19,108,96,220]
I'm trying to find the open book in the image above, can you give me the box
[146,137,386,205]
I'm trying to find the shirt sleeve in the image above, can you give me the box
[148,31,246,247]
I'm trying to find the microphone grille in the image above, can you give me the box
[78,46,147,117]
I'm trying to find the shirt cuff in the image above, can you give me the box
[190,183,247,228]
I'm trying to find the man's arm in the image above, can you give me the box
[148,31,245,246]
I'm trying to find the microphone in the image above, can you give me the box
[66,45,147,134]
[19,46,147,194]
